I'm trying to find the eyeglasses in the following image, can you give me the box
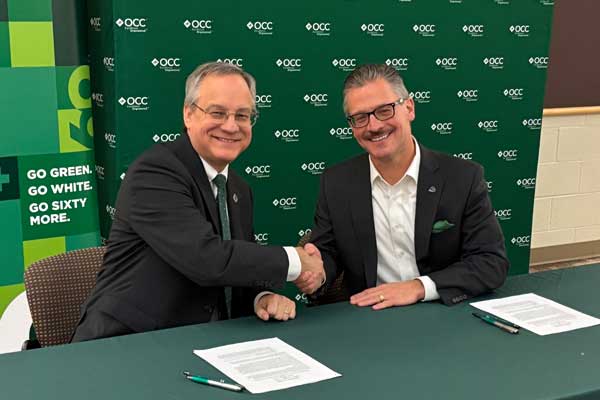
[192,103,258,126]
[346,98,407,128]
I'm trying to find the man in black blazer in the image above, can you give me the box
[306,64,509,308]
[72,62,324,341]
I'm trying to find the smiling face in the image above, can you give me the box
[344,78,415,165]
[183,74,254,172]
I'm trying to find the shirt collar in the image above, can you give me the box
[199,156,229,183]
[369,136,421,186]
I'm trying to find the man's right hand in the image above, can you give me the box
[294,243,324,294]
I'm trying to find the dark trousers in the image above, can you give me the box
[71,310,134,343]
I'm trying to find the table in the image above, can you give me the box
[1,264,599,399]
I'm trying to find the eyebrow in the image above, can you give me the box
[205,104,253,113]
[349,101,394,115]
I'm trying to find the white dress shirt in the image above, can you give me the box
[369,140,440,301]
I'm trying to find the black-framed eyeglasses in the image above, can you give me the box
[346,98,407,128]
[192,103,259,126]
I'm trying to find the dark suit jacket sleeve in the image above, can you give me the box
[427,164,509,305]
[310,174,341,288]
[126,151,288,289]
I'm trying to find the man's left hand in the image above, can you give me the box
[350,280,425,310]
[255,294,296,321]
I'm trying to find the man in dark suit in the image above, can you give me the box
[72,62,324,342]
[304,64,509,308]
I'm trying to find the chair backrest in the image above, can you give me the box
[24,247,105,347]
[297,232,349,306]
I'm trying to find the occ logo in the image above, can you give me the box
[90,17,102,31]
[503,88,524,100]
[431,122,453,135]
[522,118,542,130]
[511,235,531,247]
[385,58,409,71]
[409,91,431,104]
[105,204,116,220]
[497,149,518,161]
[95,165,105,180]
[486,181,493,192]
[254,233,270,245]
[102,56,114,71]
[245,165,271,178]
[272,197,297,210]
[361,23,385,37]
[453,153,473,160]
[118,96,149,111]
[298,228,312,237]
[152,133,180,143]
[516,177,536,189]
[509,25,530,37]
[494,209,512,221]
[183,19,212,34]
[477,120,499,133]
[247,21,273,35]
[216,58,243,67]
[306,22,331,36]
[436,57,458,70]
[115,17,148,33]
[462,24,484,37]
[303,93,328,107]
[329,127,353,140]
[332,58,357,72]
[457,89,479,102]
[274,129,300,143]
[92,92,104,107]
[104,132,116,148]
[413,24,436,37]
[151,57,181,72]
[483,57,504,69]
[529,56,549,69]
[276,58,302,72]
[301,162,326,175]
[255,94,272,108]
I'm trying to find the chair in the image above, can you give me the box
[23,247,105,347]
[297,232,349,306]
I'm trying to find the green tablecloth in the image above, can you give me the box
[2,265,600,399]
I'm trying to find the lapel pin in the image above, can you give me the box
[233,193,238,203]
[428,186,436,193]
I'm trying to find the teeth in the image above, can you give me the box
[215,137,237,143]
[370,133,389,142]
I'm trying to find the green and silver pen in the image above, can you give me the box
[472,312,519,334]
[183,371,244,392]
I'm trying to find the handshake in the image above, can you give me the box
[294,243,325,295]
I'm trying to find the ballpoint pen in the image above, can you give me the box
[183,371,244,392]
[472,312,519,334]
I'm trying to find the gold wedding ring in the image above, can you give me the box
[379,294,385,302]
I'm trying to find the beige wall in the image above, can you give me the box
[532,113,600,248]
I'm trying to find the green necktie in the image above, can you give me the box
[212,174,231,240]
[212,174,232,318]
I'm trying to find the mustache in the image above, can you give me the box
[364,128,392,140]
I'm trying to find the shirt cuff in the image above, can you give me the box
[284,246,301,281]
[254,291,273,311]
[416,276,440,302]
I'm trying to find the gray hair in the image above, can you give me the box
[184,62,257,109]
[342,64,410,114]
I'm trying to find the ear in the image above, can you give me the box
[183,105,193,129]
[405,97,416,121]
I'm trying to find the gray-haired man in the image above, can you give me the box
[72,62,323,342]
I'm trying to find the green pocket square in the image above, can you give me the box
[432,220,455,233]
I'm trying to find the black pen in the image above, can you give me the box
[472,312,519,334]
[183,371,244,392]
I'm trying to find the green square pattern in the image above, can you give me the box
[0,200,24,286]
[23,236,65,269]
[9,21,54,67]
[0,283,25,319]
[0,22,9,66]
[0,156,19,200]
[66,231,101,251]
[0,0,7,22]
[0,67,59,157]
[7,0,52,21]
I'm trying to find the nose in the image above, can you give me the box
[220,114,239,133]
[366,113,385,130]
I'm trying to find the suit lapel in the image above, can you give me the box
[171,133,221,236]
[349,155,378,288]
[414,145,444,263]
[226,173,244,240]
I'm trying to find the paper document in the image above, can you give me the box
[471,293,600,335]
[194,337,341,393]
